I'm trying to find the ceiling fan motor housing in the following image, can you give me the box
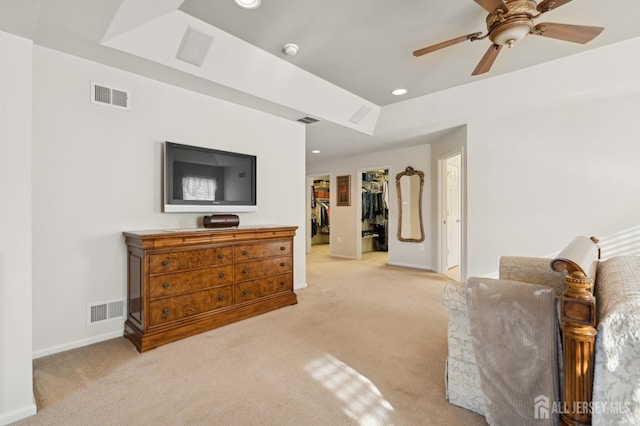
[486,0,537,46]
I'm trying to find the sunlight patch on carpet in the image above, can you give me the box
[304,353,395,425]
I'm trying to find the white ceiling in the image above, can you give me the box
[179,0,624,105]
[2,0,640,163]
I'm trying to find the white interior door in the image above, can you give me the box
[446,157,461,268]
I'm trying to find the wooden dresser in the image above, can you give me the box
[123,225,298,352]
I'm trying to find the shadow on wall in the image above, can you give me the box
[598,225,640,259]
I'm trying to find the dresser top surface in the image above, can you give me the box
[123,225,297,239]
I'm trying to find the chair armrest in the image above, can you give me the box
[443,281,467,310]
[499,256,566,296]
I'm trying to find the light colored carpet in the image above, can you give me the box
[15,244,486,426]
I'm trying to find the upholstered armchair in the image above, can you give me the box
[443,256,566,417]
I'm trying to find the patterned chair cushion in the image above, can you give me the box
[592,256,640,425]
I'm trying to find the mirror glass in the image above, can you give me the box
[396,166,425,242]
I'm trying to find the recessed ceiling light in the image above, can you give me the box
[391,88,408,96]
[312,150,320,154]
[234,0,261,9]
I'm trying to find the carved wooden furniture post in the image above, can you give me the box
[559,271,597,425]
[552,236,600,425]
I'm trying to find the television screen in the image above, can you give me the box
[163,142,257,213]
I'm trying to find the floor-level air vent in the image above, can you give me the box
[297,116,320,124]
[87,298,126,326]
[91,81,130,110]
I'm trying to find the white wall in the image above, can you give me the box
[376,37,640,145]
[466,91,640,277]
[307,144,432,269]
[31,46,306,356]
[0,31,36,425]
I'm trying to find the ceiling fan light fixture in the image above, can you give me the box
[233,0,261,9]
[490,21,533,47]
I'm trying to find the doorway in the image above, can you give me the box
[441,153,463,281]
[357,167,389,260]
[307,174,331,254]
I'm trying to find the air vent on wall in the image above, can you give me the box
[297,116,320,124]
[87,298,126,326]
[91,81,130,110]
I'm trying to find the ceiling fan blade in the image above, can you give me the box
[533,22,604,44]
[537,0,573,13]
[413,32,482,57]
[472,44,502,75]
[473,0,508,14]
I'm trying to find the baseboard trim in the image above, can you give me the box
[294,282,308,290]
[32,328,124,359]
[387,261,434,271]
[329,254,357,260]
[32,282,309,358]
[0,397,37,426]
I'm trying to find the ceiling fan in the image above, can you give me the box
[413,0,604,75]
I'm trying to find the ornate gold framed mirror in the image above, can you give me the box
[396,166,425,242]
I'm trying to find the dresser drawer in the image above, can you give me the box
[235,273,292,302]
[234,256,292,281]
[148,286,233,327]
[149,246,232,274]
[149,265,234,299]
[234,240,292,261]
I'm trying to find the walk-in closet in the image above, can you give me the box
[361,169,389,254]
[311,177,330,246]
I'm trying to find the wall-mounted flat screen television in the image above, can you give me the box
[163,141,257,213]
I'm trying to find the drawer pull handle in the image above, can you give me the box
[218,253,225,259]
[218,272,225,278]
[242,250,248,256]
[162,260,169,267]
[218,295,225,301]
[162,282,170,289]
[242,289,249,296]
[162,307,170,315]
[280,281,285,286]
[280,246,286,251]
[280,262,286,267]
[243,268,249,274]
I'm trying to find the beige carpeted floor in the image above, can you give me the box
[15,244,486,426]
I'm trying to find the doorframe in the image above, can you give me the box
[437,149,466,280]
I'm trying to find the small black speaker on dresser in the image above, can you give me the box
[202,214,240,228]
